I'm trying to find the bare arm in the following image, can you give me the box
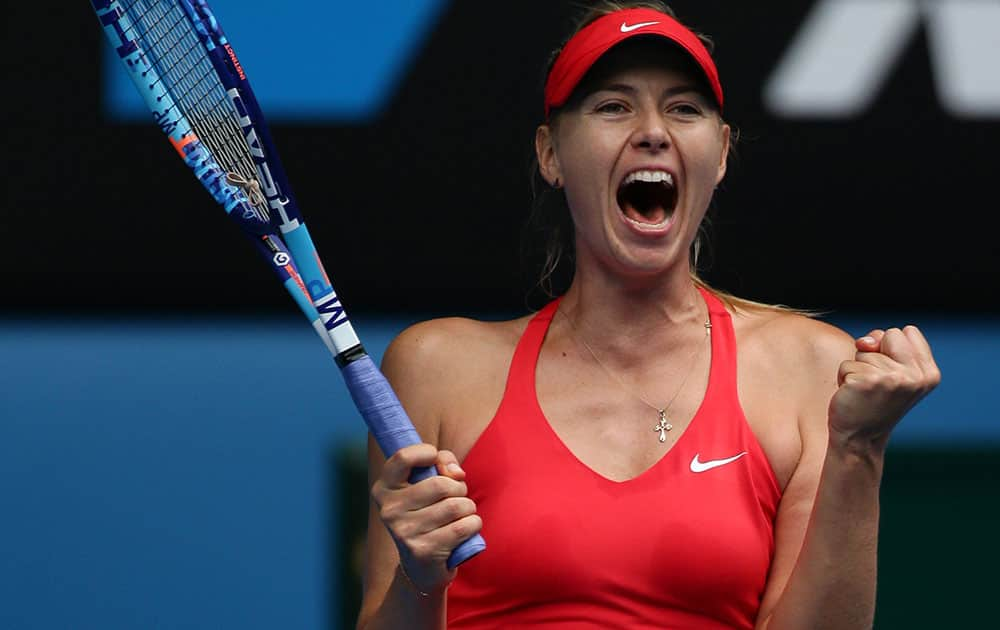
[356,442,466,630]
[355,322,484,630]
[756,325,940,630]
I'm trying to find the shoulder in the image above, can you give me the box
[380,314,533,447]
[382,315,528,377]
[732,304,856,395]
[728,303,858,484]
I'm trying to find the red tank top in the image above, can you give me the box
[446,288,781,629]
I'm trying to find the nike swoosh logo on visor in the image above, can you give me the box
[690,452,748,473]
[620,21,661,33]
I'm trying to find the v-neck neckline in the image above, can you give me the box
[531,287,720,485]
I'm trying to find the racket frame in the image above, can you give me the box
[91,0,485,569]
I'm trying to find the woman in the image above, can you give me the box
[356,3,940,628]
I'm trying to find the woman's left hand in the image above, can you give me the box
[829,326,941,449]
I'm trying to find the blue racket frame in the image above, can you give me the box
[91,0,485,569]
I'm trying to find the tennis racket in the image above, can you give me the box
[90,0,484,569]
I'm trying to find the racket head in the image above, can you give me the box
[92,0,274,236]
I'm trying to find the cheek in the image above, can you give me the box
[554,122,619,180]
[558,140,604,183]
[562,181,602,233]
[680,136,725,186]
[556,137,616,213]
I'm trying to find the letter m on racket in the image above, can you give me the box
[315,292,349,330]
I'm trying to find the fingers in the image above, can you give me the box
[857,327,919,364]
[852,351,898,370]
[402,496,481,539]
[901,325,931,355]
[833,324,941,442]
[371,444,477,538]
[844,343,918,386]
[902,325,942,384]
[837,359,877,387]
[856,326,940,385]
[387,486,481,551]
[374,446,469,511]
[414,511,483,555]
[837,358,907,391]
[878,327,918,363]
[436,449,467,481]
[370,444,481,594]
[400,473,469,512]
[381,443,440,489]
[856,329,884,353]
[395,507,483,592]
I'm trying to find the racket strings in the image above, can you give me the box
[119,0,269,223]
[130,1,253,175]
[138,12,247,170]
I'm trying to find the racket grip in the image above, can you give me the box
[341,354,486,569]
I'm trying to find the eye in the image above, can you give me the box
[668,102,703,116]
[595,101,629,115]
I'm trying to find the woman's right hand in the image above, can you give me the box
[370,443,482,596]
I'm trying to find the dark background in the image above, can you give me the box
[4,1,997,318]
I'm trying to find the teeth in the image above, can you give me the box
[623,170,674,186]
[625,215,671,229]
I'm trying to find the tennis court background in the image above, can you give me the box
[0,317,996,629]
[2,1,998,628]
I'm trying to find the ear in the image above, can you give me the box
[715,122,731,185]
[535,125,562,187]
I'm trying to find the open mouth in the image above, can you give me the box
[616,170,677,229]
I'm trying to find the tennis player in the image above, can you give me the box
[357,2,940,628]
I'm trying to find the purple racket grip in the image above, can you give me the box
[341,354,485,568]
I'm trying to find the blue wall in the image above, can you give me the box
[0,314,996,629]
[103,0,447,121]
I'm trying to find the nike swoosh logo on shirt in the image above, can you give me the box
[690,452,748,473]
[620,21,660,33]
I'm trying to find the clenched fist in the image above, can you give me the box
[830,326,941,448]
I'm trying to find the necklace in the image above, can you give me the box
[566,308,712,443]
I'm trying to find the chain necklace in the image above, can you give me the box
[565,309,712,443]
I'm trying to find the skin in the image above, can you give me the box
[356,44,940,630]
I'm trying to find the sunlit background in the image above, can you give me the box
[2,1,998,628]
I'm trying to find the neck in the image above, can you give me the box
[559,261,706,347]
[549,250,716,424]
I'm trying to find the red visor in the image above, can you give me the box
[544,8,723,118]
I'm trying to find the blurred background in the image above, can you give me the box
[1,1,997,628]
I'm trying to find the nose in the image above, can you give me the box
[630,111,670,153]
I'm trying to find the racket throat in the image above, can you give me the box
[335,343,368,368]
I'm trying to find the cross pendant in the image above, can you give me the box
[654,410,673,443]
